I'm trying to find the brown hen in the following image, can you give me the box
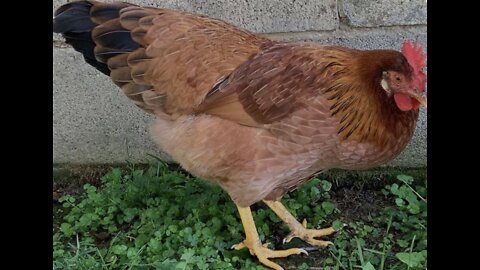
[53,1,427,269]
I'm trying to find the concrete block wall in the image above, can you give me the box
[53,0,427,167]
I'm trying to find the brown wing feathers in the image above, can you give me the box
[197,43,336,126]
[53,1,269,115]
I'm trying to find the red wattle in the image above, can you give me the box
[394,93,413,111]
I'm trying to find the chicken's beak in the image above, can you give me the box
[410,92,427,109]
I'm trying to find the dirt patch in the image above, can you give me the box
[332,187,388,222]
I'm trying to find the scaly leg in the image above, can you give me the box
[263,200,336,247]
[232,205,308,270]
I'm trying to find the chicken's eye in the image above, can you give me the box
[396,76,401,82]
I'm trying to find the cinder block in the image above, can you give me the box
[341,0,427,27]
[53,0,338,33]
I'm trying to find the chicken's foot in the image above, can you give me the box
[263,200,336,247]
[232,205,308,270]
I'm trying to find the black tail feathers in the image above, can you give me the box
[53,1,111,75]
[53,1,140,76]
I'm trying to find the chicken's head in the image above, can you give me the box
[379,40,427,111]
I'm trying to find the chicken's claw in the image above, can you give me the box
[233,239,308,270]
[263,200,338,248]
[282,219,335,247]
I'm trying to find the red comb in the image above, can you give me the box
[402,40,427,91]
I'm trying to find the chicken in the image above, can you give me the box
[53,1,427,269]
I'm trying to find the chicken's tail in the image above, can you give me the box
[53,0,139,76]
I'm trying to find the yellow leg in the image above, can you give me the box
[263,200,336,247]
[232,205,308,270]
